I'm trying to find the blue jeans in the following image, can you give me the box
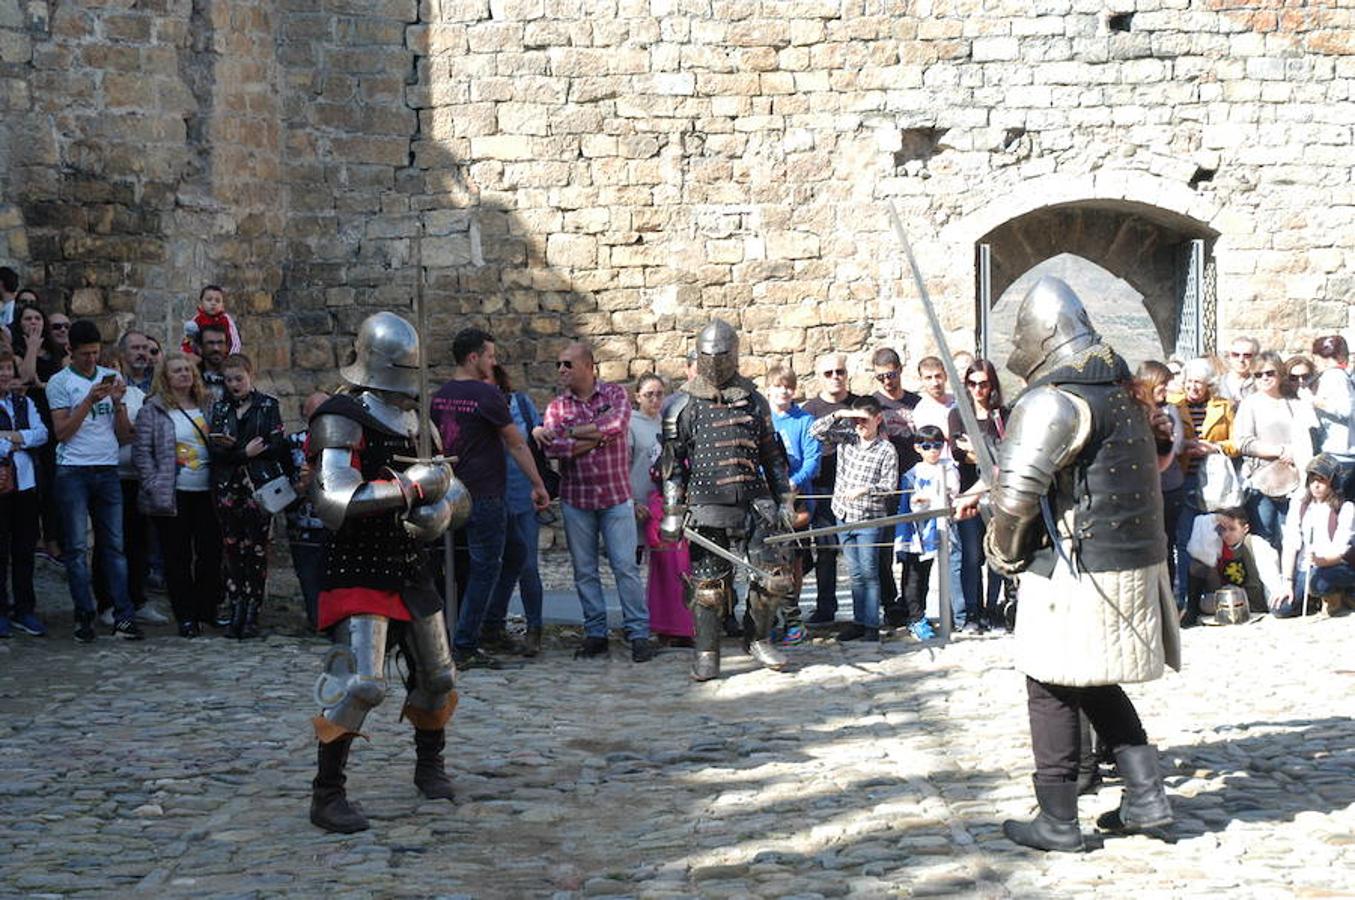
[945,526,966,627]
[55,465,132,621]
[562,500,649,640]
[452,496,507,654]
[485,508,544,631]
[1246,491,1288,553]
[840,526,884,629]
[1174,474,1202,607]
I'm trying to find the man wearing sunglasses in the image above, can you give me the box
[870,347,920,627]
[1218,337,1259,405]
[801,352,860,626]
[987,276,1178,854]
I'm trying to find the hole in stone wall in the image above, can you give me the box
[1002,127,1026,150]
[1189,167,1216,189]
[894,128,949,167]
[1108,12,1134,32]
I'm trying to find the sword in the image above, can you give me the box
[886,202,999,491]
[762,505,956,545]
[887,203,1075,574]
[682,526,776,582]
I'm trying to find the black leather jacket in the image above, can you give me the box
[207,390,291,490]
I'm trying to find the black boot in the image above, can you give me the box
[310,737,369,833]
[1076,713,1102,796]
[413,728,455,801]
[241,600,261,639]
[1096,745,1172,836]
[691,605,723,682]
[1002,780,1086,852]
[225,599,247,640]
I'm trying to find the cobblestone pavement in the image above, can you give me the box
[2,562,1354,898]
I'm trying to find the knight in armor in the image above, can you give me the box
[984,276,1181,852]
[306,312,471,834]
[660,319,799,681]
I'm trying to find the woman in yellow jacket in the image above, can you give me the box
[1171,357,1239,608]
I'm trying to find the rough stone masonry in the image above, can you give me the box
[1,0,1352,414]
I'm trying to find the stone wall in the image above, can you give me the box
[1,0,1353,412]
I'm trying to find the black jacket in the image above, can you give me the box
[207,390,291,490]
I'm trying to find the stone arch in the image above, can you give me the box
[942,172,1222,354]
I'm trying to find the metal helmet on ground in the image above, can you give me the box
[695,319,740,386]
[340,312,421,398]
[1007,276,1101,381]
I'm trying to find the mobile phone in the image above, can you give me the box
[100,374,117,385]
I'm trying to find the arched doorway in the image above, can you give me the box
[974,200,1219,366]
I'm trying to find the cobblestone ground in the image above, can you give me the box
[2,560,1354,898]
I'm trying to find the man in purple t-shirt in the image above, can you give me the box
[431,328,549,669]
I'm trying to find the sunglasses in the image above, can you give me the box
[49,322,70,330]
[148,348,161,356]
[873,370,900,382]
[556,360,573,369]
[915,440,945,450]
[1254,369,1278,378]
[822,368,847,377]
[1290,372,1311,382]
[638,390,664,398]
[1229,351,1254,359]
[967,379,990,388]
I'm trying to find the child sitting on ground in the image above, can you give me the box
[1183,506,1286,625]
[892,425,959,642]
[181,284,242,357]
[1275,453,1355,618]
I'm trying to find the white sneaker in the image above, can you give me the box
[135,604,170,625]
[98,608,115,627]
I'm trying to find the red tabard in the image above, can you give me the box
[316,587,412,631]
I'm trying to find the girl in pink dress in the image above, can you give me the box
[645,486,694,643]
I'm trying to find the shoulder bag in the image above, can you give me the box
[516,392,560,500]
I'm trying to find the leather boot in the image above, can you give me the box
[412,728,455,801]
[1002,780,1085,852]
[523,627,542,657]
[1076,713,1102,796]
[691,604,722,682]
[226,599,247,640]
[310,737,369,833]
[240,600,261,639]
[745,596,787,671]
[1096,744,1173,835]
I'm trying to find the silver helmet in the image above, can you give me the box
[340,312,421,398]
[1007,276,1101,381]
[695,319,740,387]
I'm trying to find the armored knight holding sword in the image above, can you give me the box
[306,311,471,834]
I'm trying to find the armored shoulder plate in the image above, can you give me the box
[309,413,364,453]
[662,391,691,441]
[993,386,1092,521]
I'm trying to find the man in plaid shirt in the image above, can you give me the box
[536,342,655,663]
[810,395,899,642]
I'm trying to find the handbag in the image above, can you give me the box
[515,393,560,500]
[1197,452,1245,511]
[249,471,298,515]
[1251,457,1300,498]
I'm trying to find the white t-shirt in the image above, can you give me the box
[1313,368,1355,455]
[46,365,123,467]
[116,385,146,480]
[171,407,211,492]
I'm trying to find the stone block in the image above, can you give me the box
[294,336,335,370]
[765,231,820,260]
[70,288,105,316]
[546,233,597,268]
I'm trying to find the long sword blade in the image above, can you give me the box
[885,202,999,487]
[762,506,955,545]
[682,527,775,582]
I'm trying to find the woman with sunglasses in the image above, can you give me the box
[954,359,1009,631]
[1234,351,1312,552]
[1285,355,1315,401]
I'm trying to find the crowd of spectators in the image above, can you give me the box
[4,264,1352,652]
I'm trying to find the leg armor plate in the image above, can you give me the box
[686,574,731,681]
[400,612,459,731]
[313,615,389,742]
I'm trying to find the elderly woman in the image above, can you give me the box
[1171,357,1238,608]
[1233,351,1313,551]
